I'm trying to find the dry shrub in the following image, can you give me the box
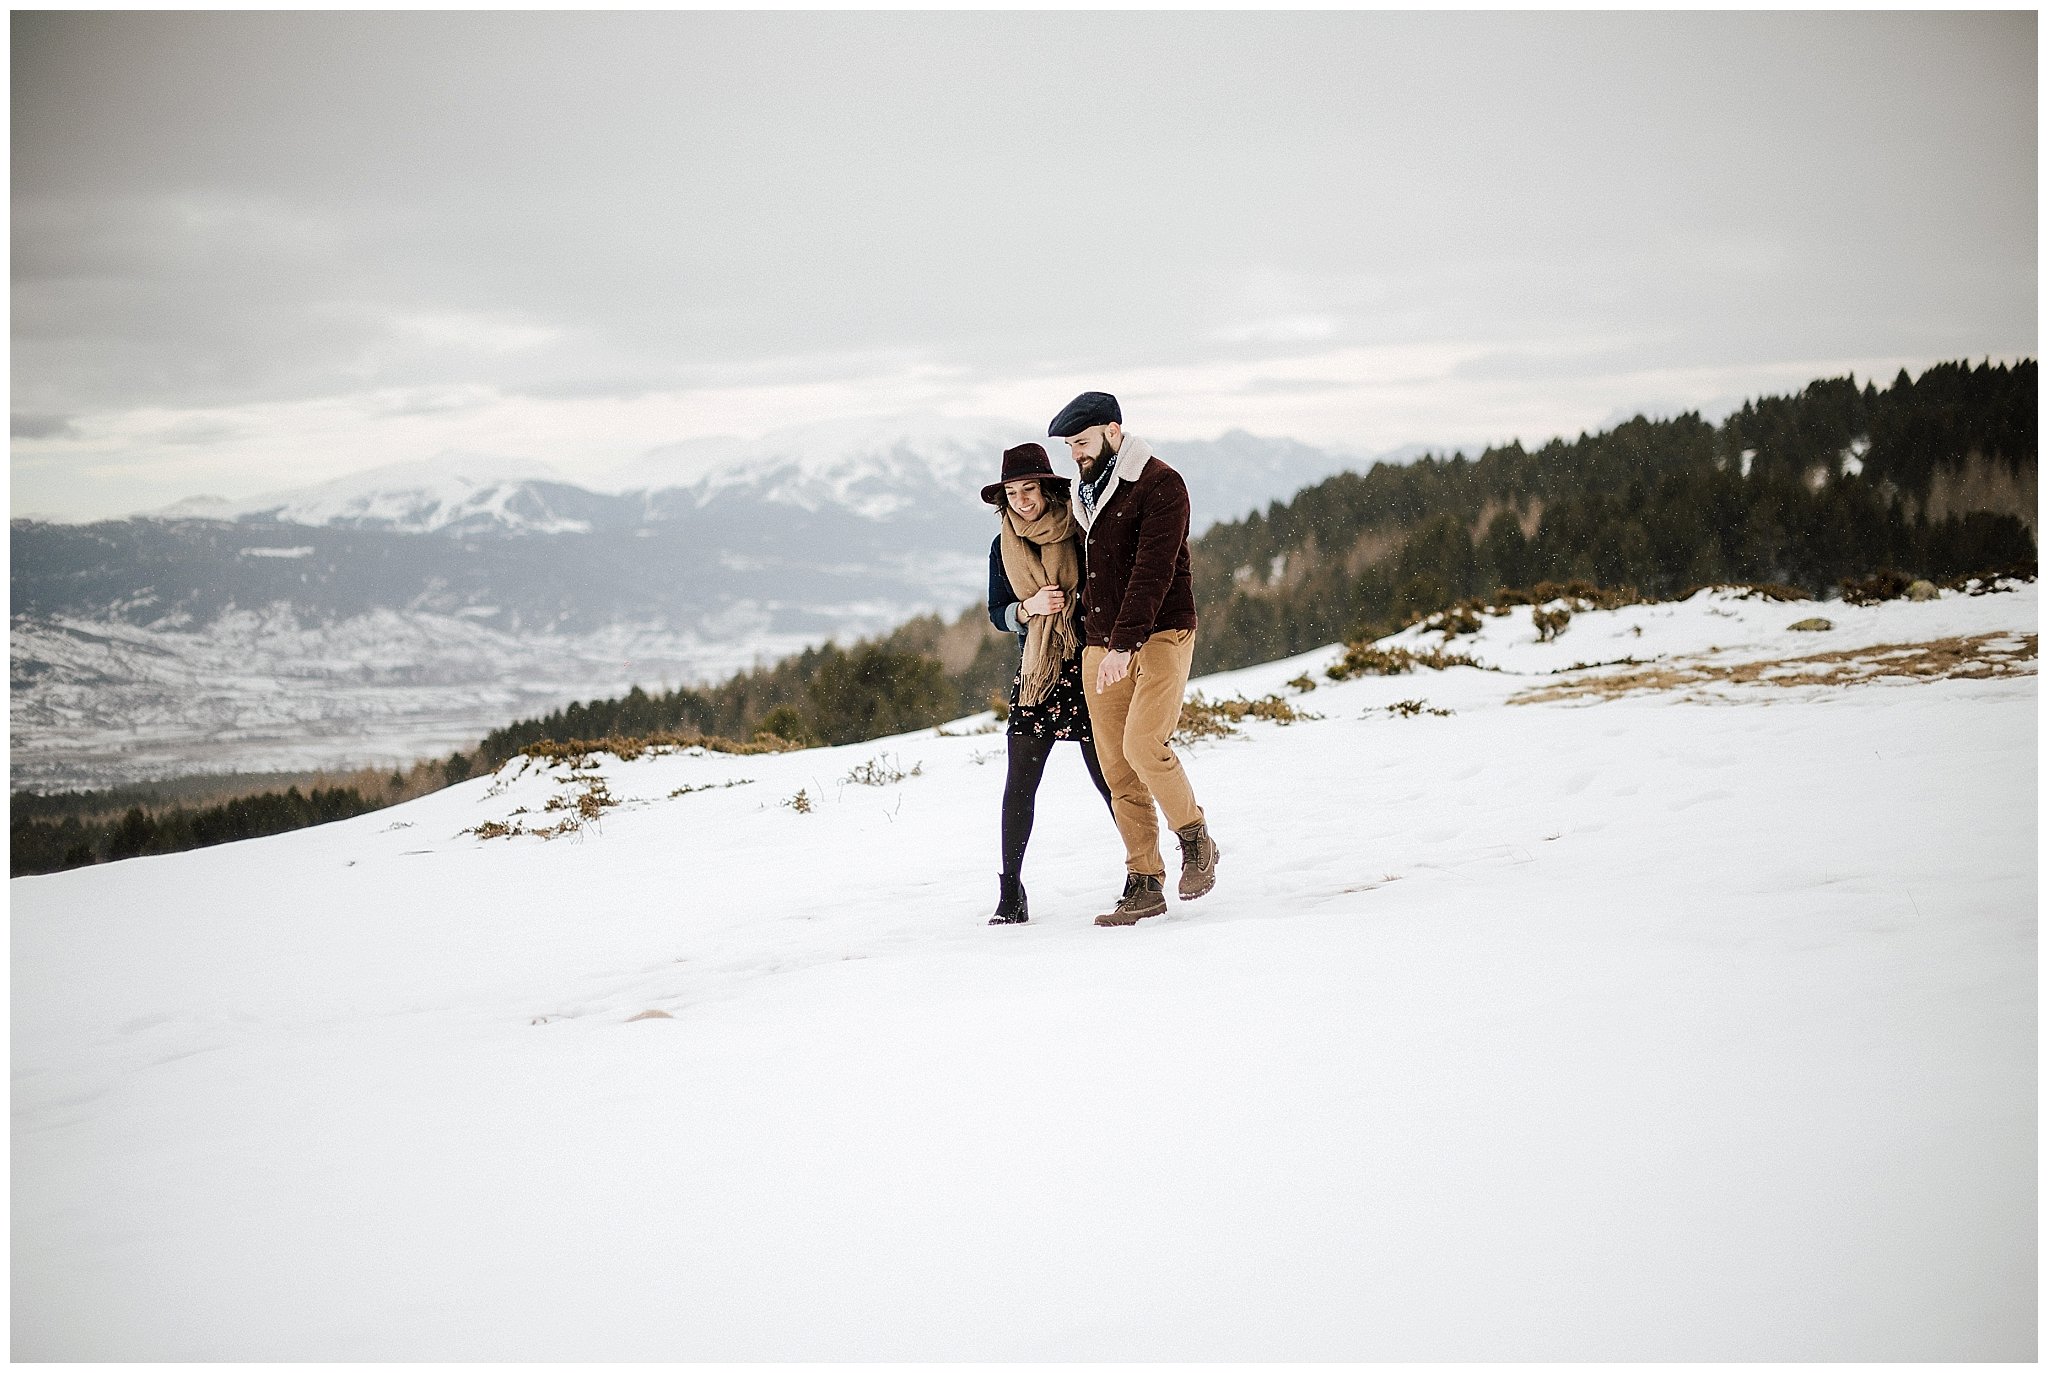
[1945,573,2033,596]
[842,754,923,786]
[1422,607,1484,638]
[1174,692,1319,743]
[1384,699,1454,718]
[1834,569,2025,604]
[1484,580,1644,612]
[1716,582,1810,603]
[470,771,621,841]
[1839,570,1917,605]
[1671,581,1802,602]
[1532,607,1572,642]
[471,749,640,843]
[1399,581,1647,644]
[519,730,800,768]
[466,813,587,842]
[1327,643,1481,681]
[668,779,754,799]
[544,774,616,822]
[1560,655,1652,672]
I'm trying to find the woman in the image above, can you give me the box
[982,442,1116,925]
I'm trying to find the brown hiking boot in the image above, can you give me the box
[1176,820,1220,900]
[1095,872,1166,926]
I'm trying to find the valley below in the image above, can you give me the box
[9,600,969,791]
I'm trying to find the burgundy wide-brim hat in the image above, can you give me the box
[980,442,1072,506]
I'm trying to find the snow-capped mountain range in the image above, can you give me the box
[609,414,1036,520]
[137,418,1368,536]
[12,421,1372,788]
[152,454,591,536]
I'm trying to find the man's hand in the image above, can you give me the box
[1094,648,1133,694]
[1021,586,1066,618]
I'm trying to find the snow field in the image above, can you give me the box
[11,585,2036,1359]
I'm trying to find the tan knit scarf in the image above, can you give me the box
[998,501,1083,707]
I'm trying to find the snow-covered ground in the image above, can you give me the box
[12,584,2036,1360]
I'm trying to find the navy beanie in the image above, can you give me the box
[1048,391,1121,438]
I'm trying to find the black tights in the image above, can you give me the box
[1001,732,1116,880]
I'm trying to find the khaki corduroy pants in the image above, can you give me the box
[1082,629,1205,877]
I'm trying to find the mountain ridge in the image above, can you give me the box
[89,420,1378,537]
[9,425,1366,789]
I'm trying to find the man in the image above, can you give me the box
[1048,390,1221,926]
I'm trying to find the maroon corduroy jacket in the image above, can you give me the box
[1083,452,1199,652]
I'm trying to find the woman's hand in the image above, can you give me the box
[1022,586,1066,618]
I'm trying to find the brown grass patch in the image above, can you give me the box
[1384,699,1454,718]
[1839,570,1916,606]
[1707,582,1811,603]
[1174,692,1321,743]
[519,730,800,767]
[1327,642,1483,680]
[1510,633,2037,705]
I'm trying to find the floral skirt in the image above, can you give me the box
[1008,652,1094,742]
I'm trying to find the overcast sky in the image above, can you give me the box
[11,10,2037,521]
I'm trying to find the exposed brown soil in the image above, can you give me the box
[1342,529,1405,577]
[1509,633,2038,706]
[1924,451,2036,533]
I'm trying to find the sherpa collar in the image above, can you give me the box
[1074,433,1152,533]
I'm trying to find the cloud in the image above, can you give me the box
[8,11,2034,521]
[154,417,247,446]
[387,310,564,355]
[1208,315,1344,345]
[11,414,78,439]
[369,388,499,419]
[1449,345,1649,384]
[12,343,2021,524]
[1237,377,1353,396]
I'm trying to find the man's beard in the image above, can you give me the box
[1074,436,1116,479]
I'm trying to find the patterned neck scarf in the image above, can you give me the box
[1076,453,1118,521]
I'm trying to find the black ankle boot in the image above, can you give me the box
[989,873,1029,925]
